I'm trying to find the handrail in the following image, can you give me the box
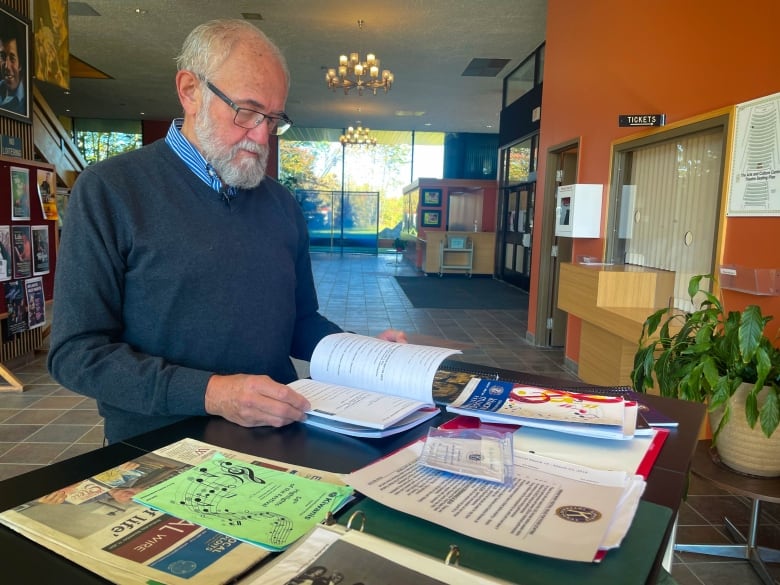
[32,84,88,188]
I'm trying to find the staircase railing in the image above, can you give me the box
[32,85,88,188]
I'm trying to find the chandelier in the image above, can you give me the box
[340,123,376,147]
[325,20,394,95]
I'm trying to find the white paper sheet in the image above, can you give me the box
[344,441,643,563]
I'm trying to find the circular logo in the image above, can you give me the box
[555,505,602,523]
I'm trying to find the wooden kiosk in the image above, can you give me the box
[557,262,675,386]
[400,178,498,276]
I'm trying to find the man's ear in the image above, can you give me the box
[176,70,201,116]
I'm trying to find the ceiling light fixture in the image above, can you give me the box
[325,20,394,96]
[340,122,376,147]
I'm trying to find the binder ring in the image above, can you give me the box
[346,510,366,532]
[445,544,460,566]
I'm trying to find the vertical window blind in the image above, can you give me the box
[623,128,724,309]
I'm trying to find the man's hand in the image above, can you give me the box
[204,374,311,428]
[376,329,408,343]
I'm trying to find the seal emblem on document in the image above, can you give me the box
[555,505,602,523]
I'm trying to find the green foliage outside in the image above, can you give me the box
[75,131,143,165]
[280,140,414,238]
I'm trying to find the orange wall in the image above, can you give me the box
[531,0,780,361]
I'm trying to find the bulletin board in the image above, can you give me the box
[0,155,58,327]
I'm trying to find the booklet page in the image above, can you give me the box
[309,333,461,401]
[289,378,432,429]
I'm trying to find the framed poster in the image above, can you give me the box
[31,224,49,275]
[421,188,442,207]
[11,224,31,279]
[25,276,45,329]
[36,168,58,220]
[0,4,32,123]
[34,0,69,90]
[727,91,780,216]
[0,225,10,281]
[10,165,30,220]
[422,210,441,227]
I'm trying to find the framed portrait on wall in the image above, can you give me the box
[34,0,69,90]
[421,188,442,207]
[0,4,31,123]
[422,210,441,227]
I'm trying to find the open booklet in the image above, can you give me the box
[289,333,461,437]
[0,438,349,585]
[445,378,641,440]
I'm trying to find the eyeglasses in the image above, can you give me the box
[205,81,293,136]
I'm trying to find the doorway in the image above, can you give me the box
[534,141,579,347]
[296,189,380,254]
[498,182,535,291]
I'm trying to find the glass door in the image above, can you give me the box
[499,182,534,291]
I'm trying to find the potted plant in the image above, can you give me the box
[631,274,780,476]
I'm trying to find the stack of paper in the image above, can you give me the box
[344,440,646,563]
[445,379,641,440]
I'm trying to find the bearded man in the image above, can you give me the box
[48,19,405,443]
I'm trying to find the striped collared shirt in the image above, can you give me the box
[164,119,238,198]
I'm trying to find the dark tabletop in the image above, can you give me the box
[0,364,706,585]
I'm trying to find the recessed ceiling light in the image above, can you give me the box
[395,110,425,117]
[135,8,147,15]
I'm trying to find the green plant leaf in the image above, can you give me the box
[700,356,720,389]
[711,404,730,444]
[687,274,705,299]
[755,346,771,388]
[740,305,765,361]
[760,387,780,438]
[642,308,665,338]
[745,388,759,428]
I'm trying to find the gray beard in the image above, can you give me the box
[194,116,269,189]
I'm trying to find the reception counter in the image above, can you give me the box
[419,231,496,276]
[557,262,675,386]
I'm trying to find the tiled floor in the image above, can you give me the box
[1,251,778,585]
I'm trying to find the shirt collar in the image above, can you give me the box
[165,119,238,197]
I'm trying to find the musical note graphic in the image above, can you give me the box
[133,456,353,550]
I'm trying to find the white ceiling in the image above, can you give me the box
[36,0,547,137]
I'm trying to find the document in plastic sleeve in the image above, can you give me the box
[344,441,645,563]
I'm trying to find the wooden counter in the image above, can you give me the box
[420,231,496,276]
[557,262,675,386]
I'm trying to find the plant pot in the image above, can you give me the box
[709,382,780,477]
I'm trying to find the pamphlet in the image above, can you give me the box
[133,454,354,551]
[445,379,639,439]
[0,438,348,585]
[289,333,461,437]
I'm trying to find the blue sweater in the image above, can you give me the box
[48,140,342,442]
